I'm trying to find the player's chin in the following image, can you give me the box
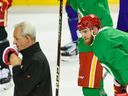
[84,40,91,46]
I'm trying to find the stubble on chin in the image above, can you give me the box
[84,37,94,46]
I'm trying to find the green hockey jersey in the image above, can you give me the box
[91,27,128,86]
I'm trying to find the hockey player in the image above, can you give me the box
[78,14,128,96]
[114,0,128,95]
[68,0,113,96]
[0,0,12,85]
[61,0,78,56]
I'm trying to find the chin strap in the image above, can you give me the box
[89,31,96,46]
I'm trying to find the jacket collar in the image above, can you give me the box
[20,42,41,57]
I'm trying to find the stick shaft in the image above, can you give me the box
[55,0,63,96]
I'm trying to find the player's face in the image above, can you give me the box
[79,28,94,45]
[13,27,31,51]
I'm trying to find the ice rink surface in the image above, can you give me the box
[1,5,119,96]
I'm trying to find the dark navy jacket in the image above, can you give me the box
[12,42,52,96]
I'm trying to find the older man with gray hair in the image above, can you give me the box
[9,22,52,96]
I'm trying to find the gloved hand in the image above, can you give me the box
[3,47,18,65]
[115,82,128,96]
[114,80,126,96]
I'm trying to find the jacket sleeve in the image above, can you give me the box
[12,60,48,96]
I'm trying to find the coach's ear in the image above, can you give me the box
[3,47,18,65]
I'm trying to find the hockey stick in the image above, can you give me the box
[55,0,63,96]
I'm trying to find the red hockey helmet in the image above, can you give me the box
[77,14,101,31]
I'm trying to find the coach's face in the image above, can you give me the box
[13,27,31,51]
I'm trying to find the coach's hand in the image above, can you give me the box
[9,53,22,67]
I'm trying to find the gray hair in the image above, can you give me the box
[14,22,36,41]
